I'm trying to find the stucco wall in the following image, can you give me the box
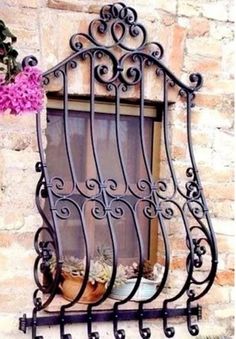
[0,0,234,338]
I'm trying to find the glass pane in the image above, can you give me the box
[45,108,154,262]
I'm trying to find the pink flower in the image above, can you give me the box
[0,67,44,115]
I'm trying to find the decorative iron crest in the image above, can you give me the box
[70,2,163,56]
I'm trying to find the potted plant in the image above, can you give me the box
[49,246,164,303]
[49,246,127,304]
[110,260,164,301]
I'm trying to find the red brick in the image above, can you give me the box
[188,18,210,37]
[169,25,187,75]
[172,145,187,159]
[184,55,221,74]
[195,94,222,108]
[47,0,85,12]
[169,237,189,252]
[170,256,186,270]
[160,13,176,26]
[204,183,234,201]
[215,270,234,286]
[0,234,12,247]
[88,4,103,14]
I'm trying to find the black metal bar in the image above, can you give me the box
[85,51,119,339]
[20,306,201,331]
[160,72,177,199]
[33,114,63,312]
[139,59,152,181]
[186,90,218,279]
[114,83,128,194]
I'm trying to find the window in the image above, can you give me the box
[44,97,162,266]
[19,3,217,337]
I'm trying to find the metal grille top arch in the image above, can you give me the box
[20,2,218,339]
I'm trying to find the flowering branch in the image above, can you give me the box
[0,20,44,115]
[0,66,44,114]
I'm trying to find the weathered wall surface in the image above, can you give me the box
[0,0,234,338]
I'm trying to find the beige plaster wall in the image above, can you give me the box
[0,0,234,338]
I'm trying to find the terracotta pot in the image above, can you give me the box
[59,271,106,304]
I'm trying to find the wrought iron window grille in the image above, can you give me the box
[19,2,218,339]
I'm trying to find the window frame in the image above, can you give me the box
[46,96,162,265]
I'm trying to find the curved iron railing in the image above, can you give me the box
[19,2,218,339]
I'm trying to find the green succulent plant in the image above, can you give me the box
[124,260,157,280]
[89,261,127,287]
[49,245,127,287]
[49,254,84,276]
[94,244,113,266]
[49,245,164,288]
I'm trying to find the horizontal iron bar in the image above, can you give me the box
[19,306,200,332]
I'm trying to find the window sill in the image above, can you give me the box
[44,293,164,313]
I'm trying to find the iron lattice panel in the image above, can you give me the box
[19,2,217,339]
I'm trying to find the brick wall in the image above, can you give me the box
[0,0,234,338]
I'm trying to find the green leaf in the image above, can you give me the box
[2,27,17,43]
[0,19,20,80]
[8,48,18,58]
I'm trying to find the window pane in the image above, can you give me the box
[45,108,154,262]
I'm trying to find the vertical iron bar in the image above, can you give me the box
[114,83,129,194]
[184,92,218,331]
[136,62,171,336]
[34,112,63,311]
[58,64,91,338]
[139,59,152,182]
[161,76,196,337]
[111,77,148,337]
[86,52,118,339]
[61,65,77,193]
[186,92,218,267]
[161,72,177,198]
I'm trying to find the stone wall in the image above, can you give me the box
[0,0,234,338]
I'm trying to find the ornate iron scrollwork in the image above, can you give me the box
[19,2,217,338]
